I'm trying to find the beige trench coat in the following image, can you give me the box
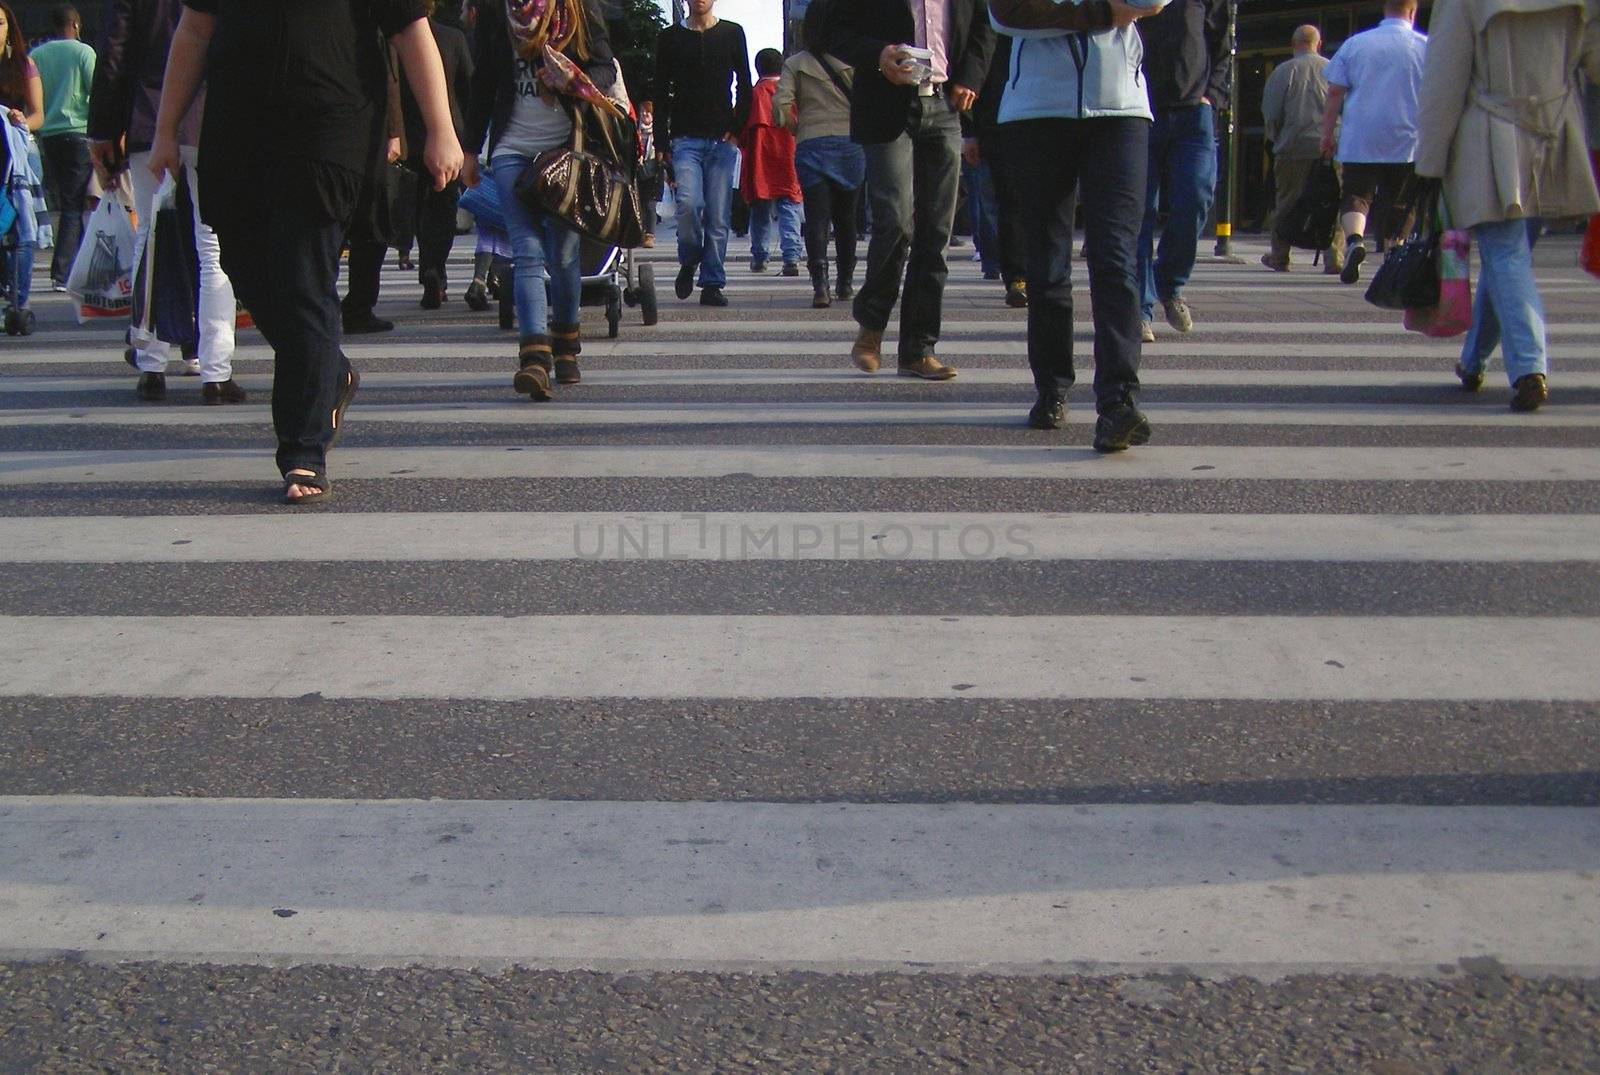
[1415,0,1600,228]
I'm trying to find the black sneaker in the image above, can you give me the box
[700,286,728,307]
[1027,395,1064,430]
[1093,401,1152,453]
[675,262,696,299]
[1340,241,1366,285]
[781,262,800,277]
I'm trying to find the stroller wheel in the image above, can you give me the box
[638,263,659,327]
[606,292,622,339]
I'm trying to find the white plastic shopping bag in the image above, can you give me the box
[65,198,137,323]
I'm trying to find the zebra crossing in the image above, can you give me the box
[1,233,1598,1060]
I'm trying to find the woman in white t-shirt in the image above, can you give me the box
[465,0,615,397]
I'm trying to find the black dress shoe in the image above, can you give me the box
[700,286,728,307]
[1027,395,1065,430]
[1093,401,1152,453]
[136,372,166,401]
[342,312,394,334]
[420,269,443,309]
[202,379,248,405]
[675,262,697,299]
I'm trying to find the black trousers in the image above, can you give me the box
[216,200,350,478]
[1008,116,1148,412]
[341,238,386,317]
[39,133,92,285]
[413,178,461,284]
[800,178,858,283]
[855,93,961,362]
[978,127,1027,286]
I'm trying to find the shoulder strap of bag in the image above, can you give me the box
[813,53,852,99]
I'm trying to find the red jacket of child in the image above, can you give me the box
[740,75,801,204]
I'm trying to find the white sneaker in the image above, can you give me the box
[180,358,201,376]
[1140,320,1156,344]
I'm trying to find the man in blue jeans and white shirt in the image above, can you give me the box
[1136,0,1230,341]
[653,0,750,307]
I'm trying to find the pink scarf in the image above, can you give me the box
[505,0,579,61]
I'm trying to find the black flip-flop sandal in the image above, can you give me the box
[283,469,331,506]
[328,367,361,449]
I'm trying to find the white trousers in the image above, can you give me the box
[128,148,236,382]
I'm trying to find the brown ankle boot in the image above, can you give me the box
[514,339,554,401]
[850,326,882,373]
[551,323,582,384]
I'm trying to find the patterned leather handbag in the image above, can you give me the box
[514,98,645,249]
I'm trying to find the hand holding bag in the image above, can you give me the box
[1364,180,1442,311]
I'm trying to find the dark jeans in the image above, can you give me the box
[964,157,1000,276]
[216,202,351,478]
[341,238,386,317]
[39,133,92,285]
[855,93,961,363]
[1009,116,1149,412]
[980,130,1028,286]
[1138,103,1218,320]
[801,178,859,285]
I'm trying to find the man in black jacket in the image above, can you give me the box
[1136,0,1230,340]
[822,0,994,380]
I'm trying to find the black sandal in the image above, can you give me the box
[283,469,330,506]
[329,366,361,449]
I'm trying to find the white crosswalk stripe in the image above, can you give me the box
[1,239,1596,982]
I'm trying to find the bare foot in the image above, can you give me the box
[284,469,323,502]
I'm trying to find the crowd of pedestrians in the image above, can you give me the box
[0,0,1593,504]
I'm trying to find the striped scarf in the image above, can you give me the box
[505,0,586,61]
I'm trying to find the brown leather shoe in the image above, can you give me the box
[1511,373,1548,412]
[897,355,957,381]
[850,327,882,373]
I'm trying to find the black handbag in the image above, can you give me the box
[514,98,645,249]
[1364,182,1442,311]
[1274,159,1341,251]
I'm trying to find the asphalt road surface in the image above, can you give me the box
[1,225,1597,1072]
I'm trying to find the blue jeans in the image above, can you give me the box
[1461,217,1546,385]
[4,242,34,308]
[671,137,738,289]
[1138,104,1218,320]
[490,153,581,344]
[964,157,1001,277]
[749,197,803,265]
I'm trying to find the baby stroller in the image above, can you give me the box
[458,176,658,338]
[0,119,50,336]
[580,233,656,338]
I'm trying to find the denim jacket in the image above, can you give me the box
[992,13,1153,123]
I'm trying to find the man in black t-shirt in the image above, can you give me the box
[653,0,750,307]
[151,0,464,504]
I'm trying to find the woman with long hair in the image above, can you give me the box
[0,1,44,330]
[0,2,43,132]
[775,2,865,309]
[467,0,615,398]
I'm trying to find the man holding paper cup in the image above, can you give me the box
[820,0,994,381]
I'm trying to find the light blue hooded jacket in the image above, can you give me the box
[993,6,1155,123]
